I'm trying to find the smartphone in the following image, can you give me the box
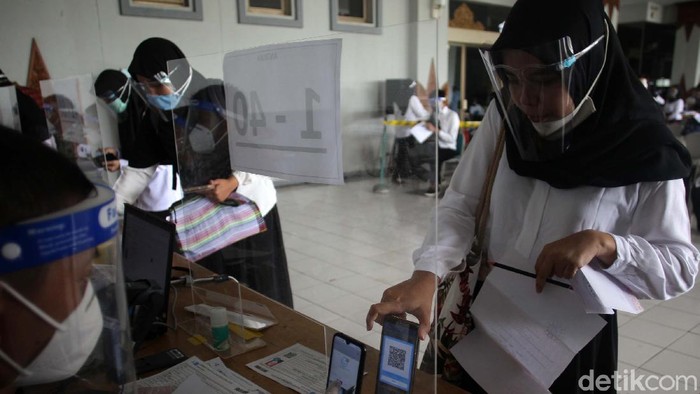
[326,332,366,393]
[376,315,420,394]
[135,348,187,375]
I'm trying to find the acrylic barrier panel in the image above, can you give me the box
[39,75,109,184]
[0,85,20,130]
[166,56,232,192]
[251,20,447,394]
[139,14,448,394]
[222,38,343,185]
[168,257,330,393]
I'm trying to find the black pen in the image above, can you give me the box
[493,262,572,289]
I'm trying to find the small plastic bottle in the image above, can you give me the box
[210,306,230,351]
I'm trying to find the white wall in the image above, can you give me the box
[0,0,448,177]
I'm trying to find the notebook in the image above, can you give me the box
[122,204,176,325]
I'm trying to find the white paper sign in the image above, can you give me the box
[223,39,343,185]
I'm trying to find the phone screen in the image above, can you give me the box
[376,316,419,394]
[327,333,365,393]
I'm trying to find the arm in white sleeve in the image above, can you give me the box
[437,111,460,146]
[413,102,501,279]
[112,165,156,215]
[406,95,429,121]
[605,179,699,299]
[232,170,277,216]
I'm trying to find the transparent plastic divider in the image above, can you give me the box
[39,74,109,184]
[178,262,265,359]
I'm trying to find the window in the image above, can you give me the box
[238,0,303,28]
[331,0,382,34]
[119,0,202,20]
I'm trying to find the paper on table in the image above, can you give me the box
[129,356,260,394]
[410,123,433,144]
[572,262,644,314]
[172,374,217,394]
[247,343,327,394]
[452,268,606,392]
[205,358,270,394]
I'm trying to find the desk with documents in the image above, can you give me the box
[134,254,465,393]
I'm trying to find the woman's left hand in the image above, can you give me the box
[534,229,616,293]
[207,176,239,203]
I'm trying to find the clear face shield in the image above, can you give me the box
[480,34,605,161]
[98,71,132,115]
[0,185,135,391]
[131,64,192,121]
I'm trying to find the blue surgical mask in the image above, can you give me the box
[147,93,181,111]
[107,98,128,114]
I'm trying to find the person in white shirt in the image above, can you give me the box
[392,81,430,184]
[93,69,183,214]
[424,89,460,196]
[663,86,684,122]
[366,0,698,392]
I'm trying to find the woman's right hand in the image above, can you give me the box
[365,270,437,340]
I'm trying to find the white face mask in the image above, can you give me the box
[531,96,596,139]
[0,280,104,386]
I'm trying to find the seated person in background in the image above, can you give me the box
[424,89,460,197]
[0,126,133,392]
[393,81,430,184]
[663,86,684,123]
[94,68,183,215]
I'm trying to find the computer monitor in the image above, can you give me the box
[121,204,176,333]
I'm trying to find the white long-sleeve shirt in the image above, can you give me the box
[664,99,684,122]
[436,105,460,151]
[113,164,183,214]
[414,102,699,300]
[396,95,430,138]
[232,170,277,216]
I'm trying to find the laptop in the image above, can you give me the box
[121,204,176,336]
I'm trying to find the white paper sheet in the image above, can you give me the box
[205,358,270,394]
[452,268,606,392]
[247,343,328,394]
[572,262,644,314]
[129,356,264,394]
[223,39,344,185]
[409,123,433,144]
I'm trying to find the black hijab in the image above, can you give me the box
[492,0,690,189]
[128,37,190,86]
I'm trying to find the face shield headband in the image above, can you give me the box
[132,65,193,117]
[0,184,118,274]
[480,32,606,162]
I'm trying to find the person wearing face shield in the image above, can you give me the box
[367,0,698,392]
[0,127,135,392]
[93,69,183,215]
[127,37,293,308]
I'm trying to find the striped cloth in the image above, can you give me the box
[170,193,266,262]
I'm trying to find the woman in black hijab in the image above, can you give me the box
[367,1,698,392]
[128,37,293,308]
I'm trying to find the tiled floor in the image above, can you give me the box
[277,177,700,393]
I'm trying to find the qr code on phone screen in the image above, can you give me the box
[388,345,406,370]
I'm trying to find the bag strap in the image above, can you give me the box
[473,125,506,251]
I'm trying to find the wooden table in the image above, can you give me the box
[134,255,465,393]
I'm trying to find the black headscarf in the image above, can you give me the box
[491,0,690,188]
[128,37,191,88]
